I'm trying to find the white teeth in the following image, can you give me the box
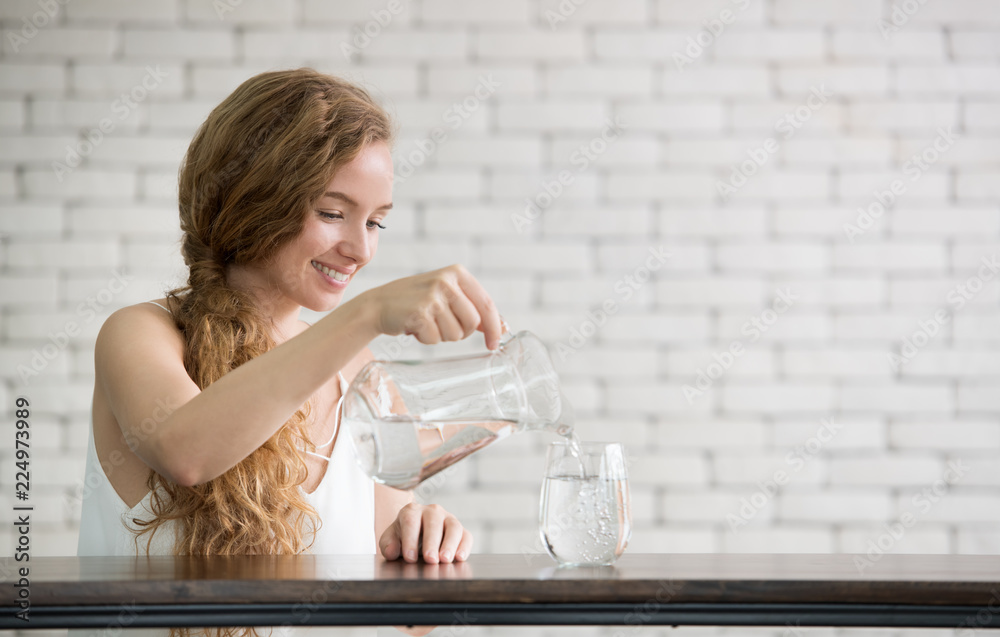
[312,261,349,282]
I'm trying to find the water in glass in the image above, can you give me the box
[539,441,631,567]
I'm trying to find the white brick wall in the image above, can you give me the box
[1,2,998,635]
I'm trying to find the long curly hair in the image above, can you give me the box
[130,69,393,566]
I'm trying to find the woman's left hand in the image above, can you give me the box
[378,502,473,564]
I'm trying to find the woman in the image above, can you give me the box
[76,68,499,635]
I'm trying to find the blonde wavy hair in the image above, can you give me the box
[130,68,393,633]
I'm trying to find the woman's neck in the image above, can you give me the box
[226,263,304,343]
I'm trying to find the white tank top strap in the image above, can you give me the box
[303,372,348,460]
[145,300,171,314]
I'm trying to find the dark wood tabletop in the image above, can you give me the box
[4,553,999,630]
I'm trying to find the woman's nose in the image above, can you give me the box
[337,220,372,264]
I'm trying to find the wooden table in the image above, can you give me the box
[3,554,998,630]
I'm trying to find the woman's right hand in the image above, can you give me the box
[359,264,504,350]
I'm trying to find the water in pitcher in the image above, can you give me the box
[347,414,520,490]
[343,329,578,489]
[349,413,581,490]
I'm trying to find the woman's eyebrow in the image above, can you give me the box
[322,191,393,211]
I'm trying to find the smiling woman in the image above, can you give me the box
[313,191,391,283]
[226,146,395,317]
[74,68,503,637]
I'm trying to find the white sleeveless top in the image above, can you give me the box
[77,302,376,558]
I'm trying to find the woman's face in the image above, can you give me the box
[270,140,394,313]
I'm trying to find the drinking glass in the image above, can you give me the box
[539,441,631,567]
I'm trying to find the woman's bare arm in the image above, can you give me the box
[97,264,501,488]
[96,295,379,487]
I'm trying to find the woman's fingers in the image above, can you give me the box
[443,283,482,341]
[372,264,501,348]
[431,297,466,343]
[436,516,465,563]
[382,503,474,565]
[456,528,473,561]
[404,283,463,344]
[454,267,501,349]
[396,504,425,563]
[419,505,447,564]
[431,268,486,343]
[415,507,468,564]
[379,531,402,561]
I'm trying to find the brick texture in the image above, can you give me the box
[0,6,997,630]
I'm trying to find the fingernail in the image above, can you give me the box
[441,551,453,562]
[406,550,416,561]
[457,551,468,560]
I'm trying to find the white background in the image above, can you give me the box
[0,0,998,635]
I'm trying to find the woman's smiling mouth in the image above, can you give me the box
[311,260,351,283]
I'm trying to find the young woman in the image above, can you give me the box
[76,68,500,602]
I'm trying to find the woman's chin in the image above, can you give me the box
[303,292,343,314]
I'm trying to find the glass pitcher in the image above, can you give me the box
[342,330,574,490]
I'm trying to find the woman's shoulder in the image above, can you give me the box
[96,299,186,364]
[103,299,177,327]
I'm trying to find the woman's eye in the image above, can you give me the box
[318,211,383,230]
